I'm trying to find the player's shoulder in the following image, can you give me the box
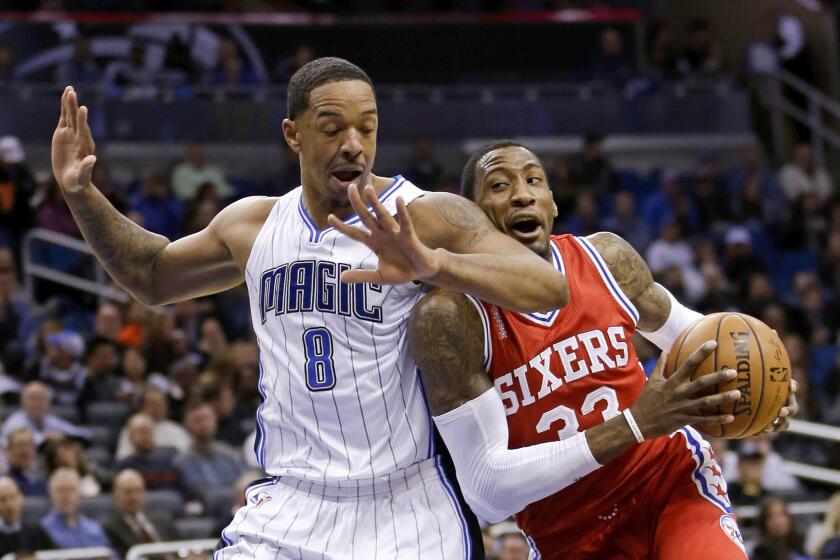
[409,288,481,331]
[212,196,279,231]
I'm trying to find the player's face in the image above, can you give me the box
[474,146,557,258]
[285,80,378,209]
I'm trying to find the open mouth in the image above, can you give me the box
[331,169,363,186]
[509,217,543,241]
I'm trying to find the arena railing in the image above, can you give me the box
[22,228,130,306]
[124,538,218,560]
[0,546,115,560]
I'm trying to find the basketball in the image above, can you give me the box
[664,312,791,439]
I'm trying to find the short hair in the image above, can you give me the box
[49,467,80,490]
[84,336,118,362]
[287,57,374,119]
[460,139,531,201]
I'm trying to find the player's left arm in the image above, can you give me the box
[328,186,568,313]
[587,231,798,432]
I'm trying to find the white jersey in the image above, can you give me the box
[244,176,433,483]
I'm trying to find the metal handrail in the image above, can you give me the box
[21,228,129,305]
[787,419,840,443]
[0,546,115,560]
[735,500,828,520]
[125,538,218,560]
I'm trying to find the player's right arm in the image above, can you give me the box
[408,289,740,522]
[51,87,255,306]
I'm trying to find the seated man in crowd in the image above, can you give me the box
[4,427,47,496]
[0,476,53,556]
[1,382,91,446]
[116,387,190,459]
[34,330,87,409]
[101,469,178,556]
[38,468,110,550]
[176,403,243,499]
[117,414,183,493]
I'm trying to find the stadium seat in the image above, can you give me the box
[87,425,118,451]
[202,486,235,522]
[86,401,132,426]
[21,496,49,525]
[79,494,114,521]
[174,517,218,540]
[86,445,115,468]
[51,404,80,424]
[145,489,184,518]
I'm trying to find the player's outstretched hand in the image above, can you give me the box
[629,342,742,440]
[764,379,799,433]
[328,183,441,284]
[52,86,97,193]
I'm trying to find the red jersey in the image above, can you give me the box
[472,235,678,551]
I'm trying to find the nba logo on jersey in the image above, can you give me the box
[250,491,272,508]
[720,514,746,553]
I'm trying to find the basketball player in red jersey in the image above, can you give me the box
[408,140,799,559]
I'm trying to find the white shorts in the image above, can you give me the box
[213,457,482,559]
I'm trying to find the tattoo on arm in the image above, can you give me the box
[432,194,495,248]
[408,289,493,415]
[587,232,670,331]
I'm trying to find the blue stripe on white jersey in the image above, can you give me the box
[245,178,431,482]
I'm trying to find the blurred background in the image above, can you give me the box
[2,0,840,559]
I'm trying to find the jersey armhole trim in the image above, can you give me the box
[244,196,284,278]
[574,236,640,325]
[463,294,492,372]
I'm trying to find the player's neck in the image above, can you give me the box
[301,174,393,229]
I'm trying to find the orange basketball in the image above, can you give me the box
[663,312,791,439]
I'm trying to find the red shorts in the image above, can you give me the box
[528,428,747,560]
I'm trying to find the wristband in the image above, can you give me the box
[623,409,645,444]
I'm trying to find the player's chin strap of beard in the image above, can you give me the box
[637,285,704,352]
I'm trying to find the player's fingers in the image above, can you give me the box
[58,87,69,127]
[765,416,790,433]
[670,341,716,384]
[79,154,97,186]
[790,379,799,395]
[691,413,736,426]
[340,268,382,284]
[348,184,380,232]
[395,196,416,238]
[328,214,371,243]
[78,106,96,154]
[648,350,668,382]
[685,389,740,413]
[368,185,399,233]
[678,368,736,398]
[66,88,79,133]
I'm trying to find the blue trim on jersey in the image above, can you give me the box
[522,241,564,326]
[254,360,268,469]
[435,456,473,560]
[297,175,405,243]
[577,237,640,324]
[525,533,541,560]
[415,368,436,458]
[680,428,732,513]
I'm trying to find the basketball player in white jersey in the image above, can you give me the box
[51,58,570,559]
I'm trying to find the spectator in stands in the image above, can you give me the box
[101,469,177,555]
[117,301,148,349]
[193,373,247,447]
[1,382,91,446]
[116,388,191,459]
[104,42,155,90]
[39,468,110,550]
[602,191,650,252]
[722,435,801,500]
[207,38,261,87]
[0,248,34,371]
[678,17,724,76]
[34,330,87,409]
[588,28,636,88]
[142,311,184,380]
[781,192,826,252]
[273,44,315,83]
[779,143,833,203]
[54,37,102,86]
[820,230,840,297]
[749,496,808,560]
[728,440,768,506]
[564,192,601,236]
[130,172,183,240]
[94,303,123,342]
[34,176,80,238]
[727,143,787,226]
[43,439,106,498]
[0,135,35,260]
[117,414,182,493]
[197,316,229,364]
[0,44,14,86]
[171,143,234,202]
[183,181,222,235]
[176,403,243,499]
[483,528,498,560]
[691,155,731,228]
[641,168,698,236]
[546,153,578,223]
[4,427,47,496]
[646,222,706,303]
[78,336,121,411]
[695,261,733,313]
[722,227,767,300]
[90,160,128,214]
[646,20,679,81]
[498,530,529,560]
[742,273,777,319]
[406,136,442,189]
[117,348,150,410]
[570,133,615,195]
[0,476,52,556]
[811,492,840,558]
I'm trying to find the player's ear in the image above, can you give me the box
[552,201,558,218]
[282,119,302,153]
